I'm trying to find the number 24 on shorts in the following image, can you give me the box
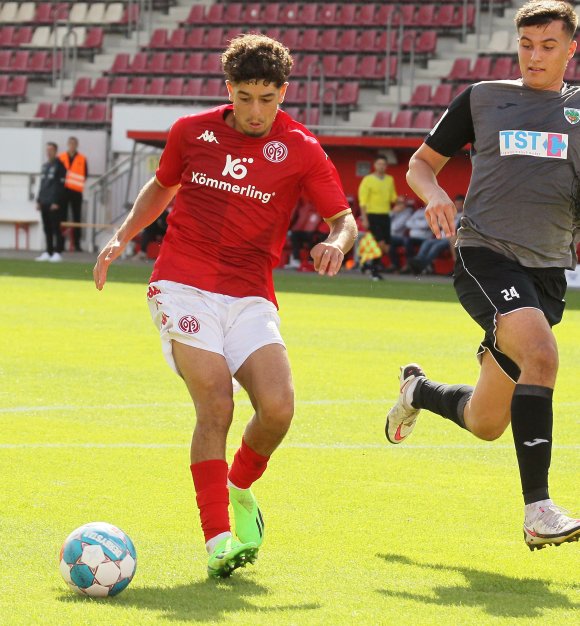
[501,286,520,301]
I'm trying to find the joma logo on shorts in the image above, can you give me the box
[499,130,568,159]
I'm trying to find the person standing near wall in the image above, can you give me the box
[59,136,88,252]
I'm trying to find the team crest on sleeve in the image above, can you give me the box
[564,108,580,125]
[263,141,288,163]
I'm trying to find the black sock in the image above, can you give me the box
[413,379,473,430]
[511,384,553,505]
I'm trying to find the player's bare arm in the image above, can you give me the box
[407,143,456,240]
[93,177,179,290]
[310,212,357,276]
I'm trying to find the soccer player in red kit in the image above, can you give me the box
[93,34,357,578]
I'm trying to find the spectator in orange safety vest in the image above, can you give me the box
[59,136,88,252]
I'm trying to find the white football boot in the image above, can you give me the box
[523,500,580,550]
[385,363,426,444]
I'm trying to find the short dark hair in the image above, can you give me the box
[515,0,578,40]
[222,33,293,87]
[68,136,78,143]
[47,142,58,151]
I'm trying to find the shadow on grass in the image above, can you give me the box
[58,576,321,622]
[3,258,580,307]
[376,553,579,618]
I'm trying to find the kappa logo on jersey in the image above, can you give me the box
[263,141,288,163]
[564,108,580,125]
[178,315,200,334]
[197,130,219,143]
[222,154,254,179]
[499,130,568,159]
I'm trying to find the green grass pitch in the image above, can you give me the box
[1,259,578,625]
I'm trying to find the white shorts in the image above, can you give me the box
[147,280,285,375]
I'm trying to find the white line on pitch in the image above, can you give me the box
[0,442,579,450]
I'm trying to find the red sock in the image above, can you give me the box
[228,438,270,489]
[190,460,230,543]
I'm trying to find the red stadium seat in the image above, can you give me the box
[284,81,300,104]
[71,77,91,99]
[302,107,319,126]
[446,58,470,82]
[204,28,225,50]
[280,29,299,49]
[372,110,392,127]
[0,50,11,71]
[318,29,339,53]
[205,78,227,98]
[109,76,129,95]
[416,31,437,55]
[35,101,52,118]
[14,26,33,45]
[0,75,9,96]
[336,55,358,79]
[355,4,375,27]
[82,27,103,52]
[69,102,89,122]
[360,30,384,54]
[120,4,140,27]
[319,3,338,25]
[35,3,53,25]
[129,52,148,74]
[0,27,15,47]
[223,3,243,24]
[491,56,515,80]
[185,28,205,49]
[432,83,453,108]
[413,110,435,129]
[453,4,475,29]
[202,53,222,76]
[337,29,358,53]
[183,4,205,25]
[295,54,320,77]
[297,28,318,52]
[263,4,280,23]
[51,102,71,121]
[336,82,359,106]
[280,3,300,25]
[165,77,184,96]
[184,52,204,75]
[397,6,416,27]
[301,3,319,26]
[467,57,492,81]
[565,58,577,81]
[205,4,225,24]
[183,78,204,96]
[110,53,130,74]
[321,55,339,79]
[87,102,107,123]
[168,28,186,49]
[409,84,432,108]
[338,4,356,26]
[416,5,437,27]
[128,77,147,95]
[90,77,109,99]
[243,3,262,23]
[392,110,414,128]
[147,52,167,74]
[12,50,30,72]
[30,51,49,74]
[167,52,186,74]
[149,29,168,49]
[435,5,456,29]
[376,5,396,26]
[147,77,165,96]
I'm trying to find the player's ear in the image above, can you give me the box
[226,80,234,102]
[568,39,577,61]
[279,82,289,104]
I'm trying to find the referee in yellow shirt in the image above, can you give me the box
[358,156,398,277]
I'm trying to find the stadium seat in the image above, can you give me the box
[416,31,437,55]
[565,58,578,81]
[453,4,475,29]
[0,2,19,23]
[90,76,109,98]
[82,27,103,54]
[432,83,453,108]
[87,102,107,123]
[183,77,204,96]
[202,53,222,76]
[168,28,186,49]
[336,82,359,106]
[17,2,35,23]
[120,3,140,27]
[205,4,225,24]
[416,4,437,27]
[467,57,492,81]
[204,28,224,50]
[337,29,358,53]
[243,4,262,23]
[166,52,186,74]
[263,4,280,24]
[446,58,470,82]
[355,4,375,27]
[11,50,29,72]
[29,50,49,75]
[413,110,435,129]
[295,54,320,77]
[409,84,432,108]
[164,77,184,96]
[284,81,300,104]
[297,29,318,52]
[148,52,167,74]
[338,4,356,26]
[149,29,168,49]
[0,50,11,71]
[487,30,512,54]
[392,110,414,128]
[280,3,300,25]
[27,26,51,48]
[183,4,205,25]
[14,26,33,45]
[280,29,299,49]
[69,102,89,122]
[204,78,227,98]
[129,52,148,74]
[318,29,339,53]
[51,102,71,120]
[71,77,91,99]
[128,77,147,95]
[336,55,358,79]
[491,56,515,80]
[184,52,204,75]
[301,3,319,26]
[104,3,124,25]
[223,3,243,25]
[359,30,380,54]
[69,3,89,25]
[86,3,106,24]
[109,53,130,74]
[109,76,128,94]
[35,101,52,118]
[319,4,338,25]
[435,5,456,29]
[321,54,339,79]
[147,77,165,96]
[372,110,392,128]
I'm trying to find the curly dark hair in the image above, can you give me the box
[515,0,578,39]
[221,33,293,87]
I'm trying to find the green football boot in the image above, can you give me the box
[207,536,258,579]
[229,486,265,547]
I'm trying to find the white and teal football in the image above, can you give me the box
[59,522,137,597]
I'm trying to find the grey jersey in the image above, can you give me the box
[426,80,580,269]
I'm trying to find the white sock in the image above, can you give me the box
[227,479,247,490]
[206,531,232,554]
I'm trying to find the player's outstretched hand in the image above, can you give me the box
[310,242,344,277]
[93,236,125,290]
[424,190,457,239]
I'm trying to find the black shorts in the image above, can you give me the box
[367,213,391,245]
[453,246,567,382]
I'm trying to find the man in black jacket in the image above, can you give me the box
[36,142,67,262]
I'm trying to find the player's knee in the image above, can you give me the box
[474,423,507,441]
[521,341,558,379]
[256,390,294,433]
[195,394,234,430]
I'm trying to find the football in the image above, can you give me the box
[59,522,137,597]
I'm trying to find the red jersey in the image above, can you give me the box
[151,104,350,306]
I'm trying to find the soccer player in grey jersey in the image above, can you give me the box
[386,0,580,550]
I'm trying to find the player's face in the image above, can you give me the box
[227,80,288,137]
[517,20,576,92]
[374,158,387,175]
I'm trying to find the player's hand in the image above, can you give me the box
[361,214,369,230]
[93,236,125,291]
[424,191,456,239]
[310,242,344,277]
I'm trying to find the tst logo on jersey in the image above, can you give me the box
[222,154,254,179]
[499,130,568,159]
[197,130,219,143]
